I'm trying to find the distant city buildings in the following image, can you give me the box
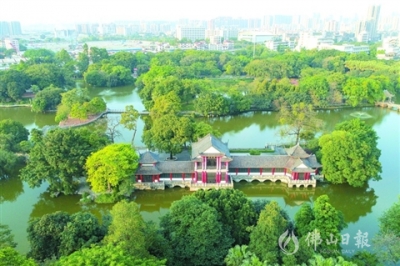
[176,26,206,42]
[0,21,22,37]
[355,5,381,42]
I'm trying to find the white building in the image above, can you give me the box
[176,26,206,42]
[265,40,295,51]
[377,37,400,60]
[319,44,370,54]
[296,33,334,50]
[238,31,275,43]
[4,39,19,54]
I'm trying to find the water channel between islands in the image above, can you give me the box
[0,85,399,254]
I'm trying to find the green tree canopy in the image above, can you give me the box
[160,196,233,266]
[31,85,63,113]
[27,211,107,262]
[86,144,139,195]
[143,114,188,159]
[0,246,36,266]
[103,201,150,257]
[279,102,323,144]
[193,189,257,245]
[249,201,289,265]
[120,105,140,146]
[56,244,166,266]
[21,127,109,195]
[0,119,29,152]
[319,119,381,187]
[0,224,16,249]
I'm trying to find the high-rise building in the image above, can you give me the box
[0,22,10,37]
[176,26,206,42]
[10,21,22,35]
[366,5,380,41]
[356,5,381,42]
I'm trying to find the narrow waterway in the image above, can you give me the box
[0,85,399,254]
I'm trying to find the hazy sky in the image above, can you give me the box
[1,0,398,25]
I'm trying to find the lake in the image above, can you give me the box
[0,85,399,254]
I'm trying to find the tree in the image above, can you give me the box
[76,52,89,76]
[224,245,266,266]
[120,105,139,146]
[0,119,29,152]
[31,85,63,113]
[0,69,31,101]
[195,91,230,117]
[86,144,139,194]
[23,48,55,64]
[378,197,400,236]
[193,189,257,245]
[279,102,323,144]
[0,150,18,179]
[55,88,91,122]
[27,211,71,261]
[309,195,346,257]
[294,203,314,237]
[143,114,187,159]
[89,47,109,63]
[372,197,400,265]
[59,212,108,256]
[249,201,289,265]
[0,224,16,249]
[319,119,381,187]
[27,211,107,262]
[160,196,233,266]
[83,70,106,87]
[104,116,122,143]
[308,254,357,266]
[103,201,149,257]
[56,244,166,266]
[0,247,36,266]
[191,121,221,142]
[343,77,384,107]
[21,128,109,195]
[150,91,182,119]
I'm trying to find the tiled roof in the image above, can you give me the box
[191,134,231,159]
[229,155,289,168]
[302,155,322,168]
[285,157,305,170]
[157,161,194,173]
[139,151,159,164]
[285,144,310,158]
[136,165,162,175]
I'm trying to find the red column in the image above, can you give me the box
[284,168,287,175]
[140,175,143,182]
[216,172,220,183]
[194,172,198,183]
[170,173,172,181]
[272,168,275,175]
[260,168,263,175]
[204,172,207,183]
[182,173,185,181]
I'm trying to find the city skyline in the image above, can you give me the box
[1,0,397,26]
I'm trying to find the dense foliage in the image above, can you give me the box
[86,144,139,199]
[20,127,109,195]
[27,211,107,261]
[160,196,234,266]
[319,119,381,187]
